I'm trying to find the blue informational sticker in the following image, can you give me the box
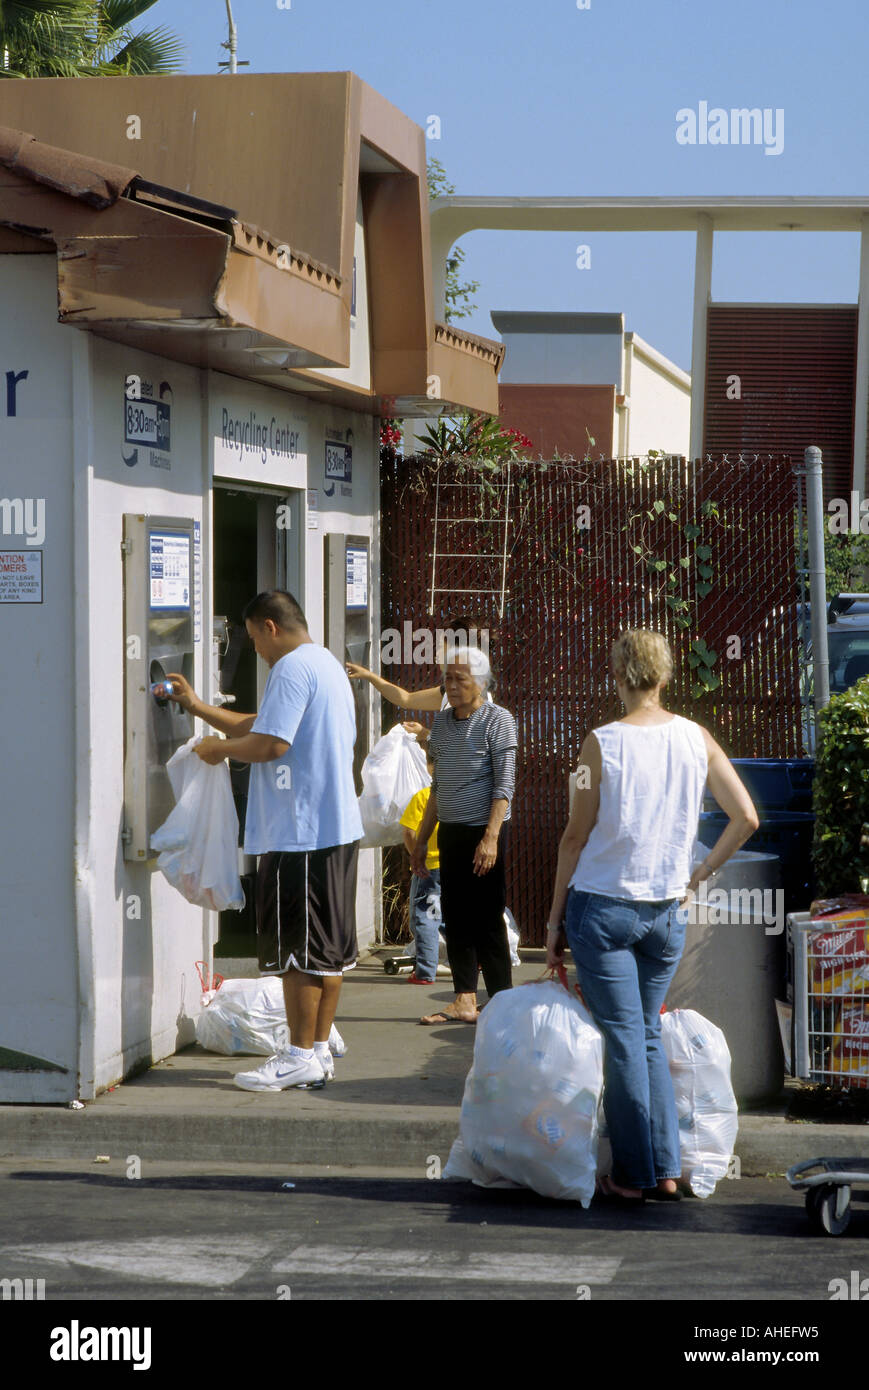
[125,397,171,451]
[325,441,352,484]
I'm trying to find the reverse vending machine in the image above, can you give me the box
[123,513,196,860]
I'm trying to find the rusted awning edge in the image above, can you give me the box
[434,320,506,373]
[0,125,138,210]
[0,124,344,294]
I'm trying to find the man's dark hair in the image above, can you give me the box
[242,590,308,632]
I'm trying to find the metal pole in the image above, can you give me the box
[805,446,830,713]
[224,0,237,73]
[688,214,713,462]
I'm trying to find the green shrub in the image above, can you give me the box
[812,676,869,896]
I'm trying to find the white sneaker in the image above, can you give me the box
[313,1043,335,1081]
[233,1050,325,1092]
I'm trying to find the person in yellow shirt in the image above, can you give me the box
[400,764,441,984]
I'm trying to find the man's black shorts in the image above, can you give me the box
[255,841,360,976]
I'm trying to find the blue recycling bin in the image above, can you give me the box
[700,758,816,916]
[702,758,815,814]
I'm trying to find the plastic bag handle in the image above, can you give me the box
[534,962,586,1006]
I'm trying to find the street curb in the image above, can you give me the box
[0,1109,458,1169]
[1,1109,866,1174]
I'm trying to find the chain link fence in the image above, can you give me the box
[379,450,802,945]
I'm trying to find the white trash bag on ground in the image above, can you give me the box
[196,976,346,1057]
[358,724,430,847]
[661,1007,738,1198]
[151,736,244,912]
[505,907,521,967]
[444,977,604,1206]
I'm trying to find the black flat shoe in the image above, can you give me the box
[646,1187,682,1202]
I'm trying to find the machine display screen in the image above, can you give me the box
[149,530,192,611]
[345,544,368,612]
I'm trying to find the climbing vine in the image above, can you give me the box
[620,455,731,700]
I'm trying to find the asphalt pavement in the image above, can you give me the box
[0,1160,865,1301]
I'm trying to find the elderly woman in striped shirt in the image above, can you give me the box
[409,647,518,1024]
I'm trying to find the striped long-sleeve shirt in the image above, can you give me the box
[427,702,518,825]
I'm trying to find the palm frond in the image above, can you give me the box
[99,26,185,73]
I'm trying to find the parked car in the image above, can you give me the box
[801,593,869,752]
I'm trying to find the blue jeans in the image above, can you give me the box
[565,888,688,1190]
[409,869,442,981]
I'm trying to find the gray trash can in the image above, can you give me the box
[668,850,785,1104]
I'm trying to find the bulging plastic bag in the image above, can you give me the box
[358,724,430,847]
[195,976,346,1057]
[443,978,604,1206]
[151,735,244,912]
[661,1007,738,1198]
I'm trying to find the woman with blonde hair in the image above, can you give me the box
[546,629,759,1203]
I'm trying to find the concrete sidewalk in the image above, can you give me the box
[1,953,865,1173]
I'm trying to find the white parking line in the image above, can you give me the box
[0,1238,264,1288]
[272,1247,622,1284]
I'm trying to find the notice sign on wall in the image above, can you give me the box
[149,530,191,611]
[0,550,42,603]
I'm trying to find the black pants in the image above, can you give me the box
[438,821,512,997]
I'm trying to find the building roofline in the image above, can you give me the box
[430,194,869,238]
[625,332,691,389]
[491,310,625,336]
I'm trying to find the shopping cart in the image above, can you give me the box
[786,1156,869,1235]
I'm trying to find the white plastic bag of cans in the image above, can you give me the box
[595,1008,737,1196]
[660,1007,738,1197]
[196,976,346,1058]
[151,735,245,912]
[444,979,604,1206]
[358,724,430,847]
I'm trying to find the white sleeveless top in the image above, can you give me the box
[569,714,708,901]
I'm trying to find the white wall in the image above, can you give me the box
[308,190,372,391]
[0,257,78,1100]
[623,337,691,458]
[85,337,208,1095]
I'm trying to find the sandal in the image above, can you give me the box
[419,1009,478,1026]
[596,1174,645,1207]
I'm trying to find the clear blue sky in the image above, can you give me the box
[161,0,868,371]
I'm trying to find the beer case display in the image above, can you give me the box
[789,911,869,1087]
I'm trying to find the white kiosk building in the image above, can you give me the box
[0,74,503,1102]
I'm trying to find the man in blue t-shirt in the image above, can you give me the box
[167,589,362,1092]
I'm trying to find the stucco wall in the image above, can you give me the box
[624,345,691,458]
[0,256,78,1100]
